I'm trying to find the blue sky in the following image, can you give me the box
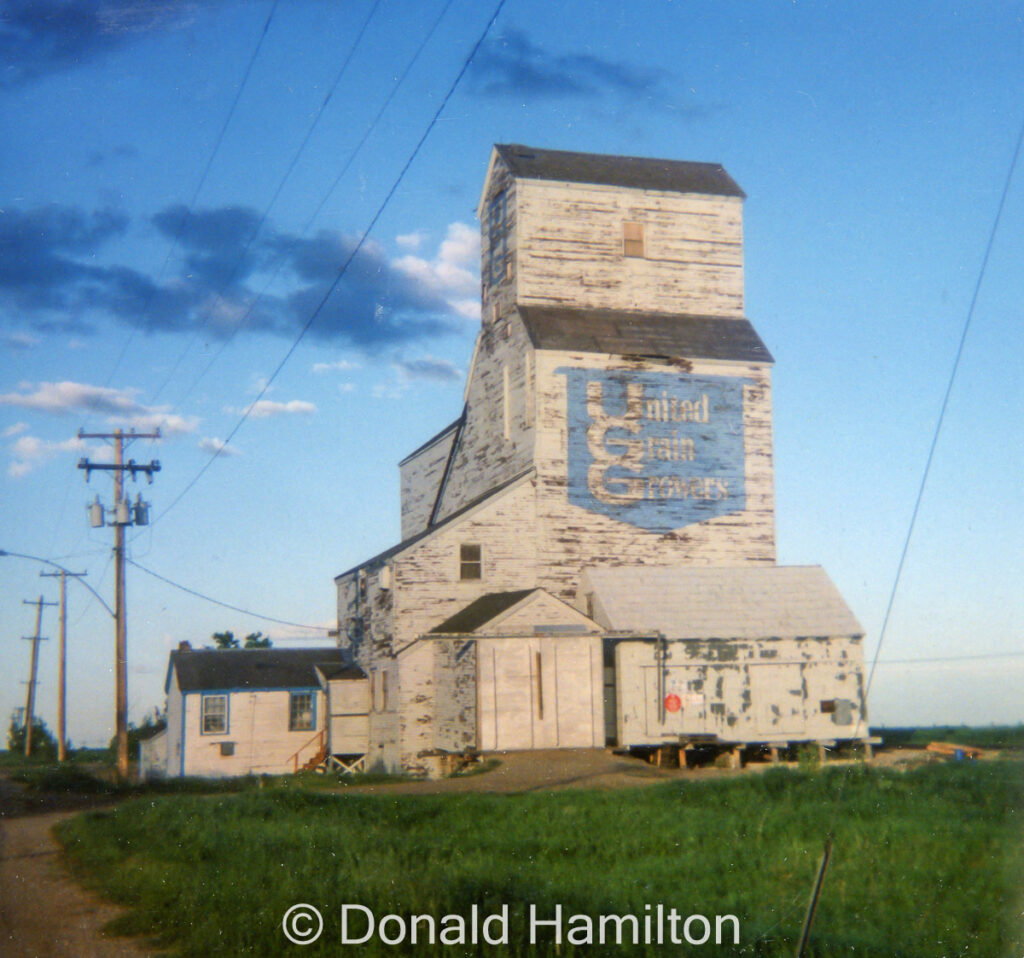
[1,0,1022,746]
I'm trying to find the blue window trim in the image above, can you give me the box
[288,689,318,732]
[200,692,230,735]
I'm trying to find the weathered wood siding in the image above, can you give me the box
[476,635,603,750]
[177,688,326,777]
[399,425,458,539]
[615,637,866,747]
[166,674,184,776]
[335,566,399,772]
[532,350,776,600]
[513,179,744,317]
[433,319,535,521]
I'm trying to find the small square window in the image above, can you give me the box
[460,543,482,580]
[820,700,837,714]
[201,694,228,735]
[289,691,315,731]
[623,221,645,258]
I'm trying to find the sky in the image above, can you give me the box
[1,0,1022,747]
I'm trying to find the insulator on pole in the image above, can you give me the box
[89,496,105,528]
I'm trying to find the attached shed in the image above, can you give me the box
[578,565,867,749]
[428,589,604,754]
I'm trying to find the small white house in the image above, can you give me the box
[160,645,366,778]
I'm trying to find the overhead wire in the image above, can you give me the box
[799,100,1024,956]
[106,0,282,390]
[173,0,459,403]
[147,0,508,531]
[127,558,328,631]
[152,0,384,408]
[859,110,1024,711]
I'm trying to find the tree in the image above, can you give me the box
[109,707,167,761]
[211,630,240,649]
[7,717,58,760]
[208,630,271,649]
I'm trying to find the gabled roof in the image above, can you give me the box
[518,306,773,364]
[582,565,863,640]
[167,647,348,694]
[429,588,599,636]
[492,144,745,198]
[429,590,536,634]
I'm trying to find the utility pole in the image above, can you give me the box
[40,568,86,762]
[21,595,56,757]
[78,427,160,778]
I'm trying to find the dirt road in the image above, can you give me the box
[0,776,150,958]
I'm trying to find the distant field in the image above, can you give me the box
[872,724,1024,750]
[56,759,1023,957]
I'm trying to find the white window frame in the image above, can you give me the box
[289,691,315,732]
[201,693,228,735]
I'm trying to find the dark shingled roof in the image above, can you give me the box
[495,144,745,198]
[168,647,350,693]
[517,306,773,364]
[429,590,537,634]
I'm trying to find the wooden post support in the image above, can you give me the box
[817,742,827,765]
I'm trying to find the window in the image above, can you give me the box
[219,741,235,757]
[289,691,315,731]
[201,694,228,734]
[820,700,837,714]
[623,221,645,258]
[488,191,507,284]
[459,543,482,580]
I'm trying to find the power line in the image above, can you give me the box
[154,0,384,408]
[148,0,508,529]
[173,0,459,402]
[873,650,1024,665]
[107,0,282,389]
[127,558,327,631]
[861,109,1024,704]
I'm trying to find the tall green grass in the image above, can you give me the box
[56,761,1023,956]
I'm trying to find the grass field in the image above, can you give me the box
[54,759,1024,957]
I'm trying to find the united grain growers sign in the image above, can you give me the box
[558,368,749,532]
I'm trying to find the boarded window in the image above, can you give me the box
[502,364,511,440]
[201,694,227,734]
[623,221,645,258]
[289,691,315,731]
[460,543,482,580]
[488,191,507,284]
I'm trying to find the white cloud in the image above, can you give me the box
[392,222,480,318]
[233,399,317,419]
[0,380,198,436]
[2,330,40,350]
[338,382,356,393]
[395,231,427,250]
[0,381,146,416]
[311,359,360,374]
[199,437,242,457]
[2,422,29,438]
[7,434,87,477]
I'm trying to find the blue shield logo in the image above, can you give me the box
[557,368,749,532]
